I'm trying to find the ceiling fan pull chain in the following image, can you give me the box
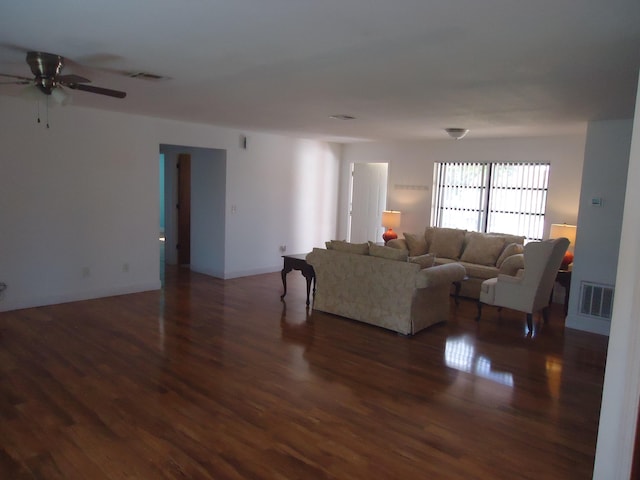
[46,97,50,129]
[37,98,41,124]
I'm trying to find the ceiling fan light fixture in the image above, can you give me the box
[50,86,71,105]
[445,128,469,140]
[20,84,43,101]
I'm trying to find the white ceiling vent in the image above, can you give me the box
[579,282,614,320]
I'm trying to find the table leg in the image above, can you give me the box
[304,274,312,306]
[299,265,315,306]
[280,264,293,300]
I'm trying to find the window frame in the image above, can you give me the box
[431,162,550,241]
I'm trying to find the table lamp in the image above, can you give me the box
[381,210,401,244]
[550,223,577,269]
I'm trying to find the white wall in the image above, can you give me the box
[222,135,341,278]
[191,148,226,277]
[0,95,340,311]
[340,134,587,239]
[593,73,640,480]
[565,119,633,335]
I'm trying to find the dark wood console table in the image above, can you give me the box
[555,269,572,315]
[280,254,316,306]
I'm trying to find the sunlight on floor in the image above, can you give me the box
[445,336,514,387]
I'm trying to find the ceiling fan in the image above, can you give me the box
[0,51,126,99]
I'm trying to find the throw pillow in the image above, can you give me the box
[488,232,526,246]
[428,228,466,260]
[424,226,435,247]
[325,239,346,249]
[327,240,369,255]
[496,242,525,268]
[500,252,525,276]
[408,253,435,269]
[460,233,506,266]
[368,242,409,261]
[403,232,428,256]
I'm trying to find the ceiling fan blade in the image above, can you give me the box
[65,83,126,98]
[57,74,91,84]
[0,79,31,85]
[0,73,32,82]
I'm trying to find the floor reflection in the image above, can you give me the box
[445,336,514,387]
[279,301,314,379]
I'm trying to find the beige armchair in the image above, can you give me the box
[476,238,570,331]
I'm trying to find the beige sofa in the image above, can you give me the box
[387,227,525,299]
[306,246,466,336]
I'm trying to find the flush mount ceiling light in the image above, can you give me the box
[329,114,356,120]
[445,128,469,140]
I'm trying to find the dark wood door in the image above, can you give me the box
[177,154,191,265]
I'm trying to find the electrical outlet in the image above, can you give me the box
[279,245,287,252]
[82,267,91,278]
[122,263,130,273]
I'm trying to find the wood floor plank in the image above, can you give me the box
[0,266,607,479]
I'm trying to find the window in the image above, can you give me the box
[431,162,550,241]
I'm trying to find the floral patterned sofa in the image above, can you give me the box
[306,243,466,336]
[387,227,526,299]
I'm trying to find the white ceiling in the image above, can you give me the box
[1,0,639,142]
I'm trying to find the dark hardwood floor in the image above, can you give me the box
[0,266,608,479]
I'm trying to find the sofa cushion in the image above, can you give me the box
[428,228,466,260]
[386,238,407,250]
[403,232,429,256]
[408,253,436,269]
[499,253,525,276]
[326,240,369,255]
[424,226,435,248]
[433,257,457,266]
[369,242,409,261]
[496,242,525,268]
[460,232,506,266]
[459,261,500,280]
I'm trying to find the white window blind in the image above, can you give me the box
[432,162,550,241]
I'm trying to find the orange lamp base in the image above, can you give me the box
[382,228,398,244]
[560,251,574,270]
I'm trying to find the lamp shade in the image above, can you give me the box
[549,224,577,246]
[381,210,401,244]
[381,210,401,229]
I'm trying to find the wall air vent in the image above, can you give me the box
[579,282,614,319]
[127,72,167,81]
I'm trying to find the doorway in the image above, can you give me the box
[348,162,389,243]
[159,144,227,280]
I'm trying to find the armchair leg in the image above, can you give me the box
[526,313,533,332]
[542,307,550,324]
[476,301,482,321]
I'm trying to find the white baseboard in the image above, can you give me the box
[565,313,611,336]
[189,266,225,279]
[0,281,162,313]
[223,265,281,279]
